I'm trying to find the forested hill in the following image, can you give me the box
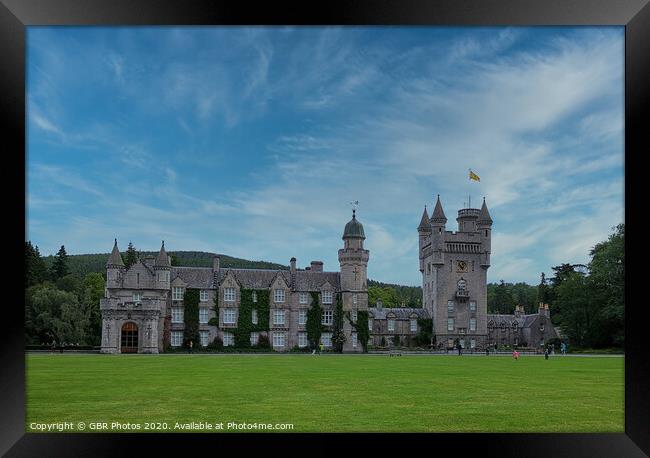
[42,251,289,278]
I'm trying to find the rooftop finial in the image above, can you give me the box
[352,208,356,219]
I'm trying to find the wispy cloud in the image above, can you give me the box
[26,27,624,284]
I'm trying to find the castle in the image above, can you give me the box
[100,210,369,353]
[100,198,559,353]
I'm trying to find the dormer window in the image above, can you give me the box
[274,289,285,303]
[224,287,236,302]
[172,287,184,301]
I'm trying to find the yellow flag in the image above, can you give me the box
[469,170,480,182]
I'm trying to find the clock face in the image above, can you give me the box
[457,260,468,272]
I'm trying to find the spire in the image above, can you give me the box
[418,205,431,232]
[430,194,447,225]
[478,197,493,225]
[107,238,125,267]
[155,240,171,267]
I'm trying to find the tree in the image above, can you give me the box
[170,254,181,266]
[25,241,48,287]
[587,224,624,347]
[124,242,139,269]
[50,245,69,280]
[554,272,591,347]
[331,294,346,353]
[26,284,91,345]
[56,274,81,294]
[494,280,514,314]
[537,272,550,306]
[80,273,106,346]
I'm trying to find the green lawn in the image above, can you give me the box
[25,354,623,433]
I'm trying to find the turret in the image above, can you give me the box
[153,241,171,289]
[339,209,370,352]
[477,197,492,267]
[430,195,446,265]
[106,238,125,288]
[418,206,431,272]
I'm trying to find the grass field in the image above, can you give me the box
[25,353,623,433]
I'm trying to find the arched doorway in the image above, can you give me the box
[121,322,139,353]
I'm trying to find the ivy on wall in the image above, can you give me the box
[332,293,346,353]
[208,288,219,327]
[348,310,369,353]
[183,288,200,348]
[234,288,270,348]
[306,291,323,349]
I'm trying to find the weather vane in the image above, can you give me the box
[350,200,359,210]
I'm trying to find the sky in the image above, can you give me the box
[26,26,624,286]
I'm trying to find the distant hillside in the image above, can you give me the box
[368,279,423,308]
[42,251,288,278]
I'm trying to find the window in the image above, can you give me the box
[172,307,184,324]
[410,319,417,332]
[320,332,332,347]
[447,300,455,313]
[469,318,477,331]
[368,318,373,332]
[298,309,307,325]
[469,301,476,312]
[171,331,183,347]
[321,310,333,325]
[223,308,236,324]
[322,291,333,304]
[352,332,358,348]
[298,332,308,348]
[252,309,258,325]
[223,332,234,347]
[351,308,358,322]
[252,291,257,303]
[200,290,209,302]
[273,332,286,347]
[250,332,259,346]
[447,338,454,348]
[200,331,209,347]
[388,319,395,332]
[172,287,184,301]
[352,293,357,305]
[299,292,308,304]
[427,263,431,274]
[137,273,140,284]
[273,309,285,326]
[447,318,454,332]
[133,292,142,303]
[274,289,285,303]
[459,338,465,349]
[199,308,209,324]
[470,338,476,349]
[224,287,236,302]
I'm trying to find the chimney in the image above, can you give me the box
[377,298,383,310]
[290,257,296,273]
[514,304,524,317]
[213,255,220,272]
[310,261,323,272]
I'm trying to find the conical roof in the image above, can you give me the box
[430,195,447,225]
[155,240,171,267]
[343,209,365,239]
[107,239,125,267]
[418,206,431,232]
[478,197,493,224]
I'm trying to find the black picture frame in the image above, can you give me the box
[2,0,648,455]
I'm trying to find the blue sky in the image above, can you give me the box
[26,27,624,286]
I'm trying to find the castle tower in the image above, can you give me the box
[153,240,171,289]
[106,239,125,288]
[419,196,492,350]
[338,209,369,352]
